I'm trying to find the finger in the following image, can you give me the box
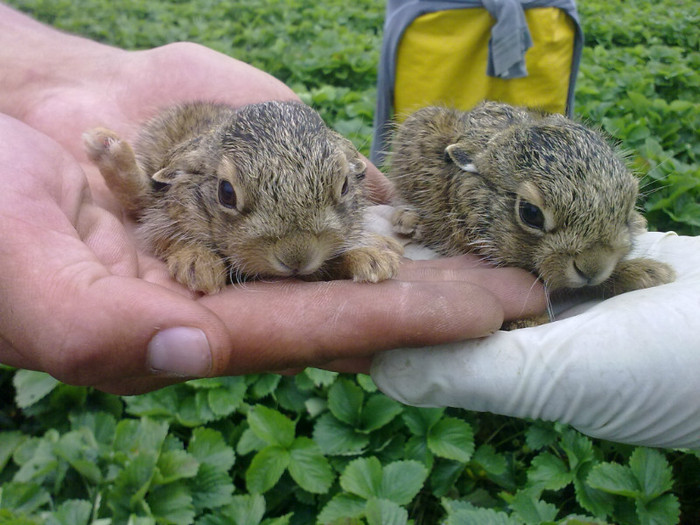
[198,278,505,375]
[363,158,396,204]
[397,256,547,321]
[318,357,373,374]
[398,253,494,272]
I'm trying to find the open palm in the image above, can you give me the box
[0,35,545,394]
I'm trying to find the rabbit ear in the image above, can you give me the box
[349,158,367,177]
[151,167,186,184]
[445,144,478,173]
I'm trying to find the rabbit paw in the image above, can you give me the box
[391,205,423,239]
[83,128,149,214]
[501,313,551,331]
[83,127,136,176]
[166,247,228,294]
[344,234,404,283]
[609,257,676,294]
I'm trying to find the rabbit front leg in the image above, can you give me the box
[604,257,676,295]
[391,204,424,240]
[162,242,229,294]
[330,233,403,283]
[83,127,152,216]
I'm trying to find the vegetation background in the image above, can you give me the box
[1,0,698,524]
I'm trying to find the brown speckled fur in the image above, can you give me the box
[84,101,402,293]
[388,102,674,325]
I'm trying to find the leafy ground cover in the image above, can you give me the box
[2,0,699,524]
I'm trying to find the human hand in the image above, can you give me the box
[0,10,546,394]
[0,11,395,203]
[372,232,700,449]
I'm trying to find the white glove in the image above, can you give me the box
[370,218,700,450]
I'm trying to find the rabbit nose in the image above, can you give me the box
[272,235,325,276]
[571,252,618,286]
[572,261,596,284]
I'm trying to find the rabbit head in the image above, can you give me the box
[446,114,646,291]
[139,101,368,281]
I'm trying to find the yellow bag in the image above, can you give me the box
[371,0,583,164]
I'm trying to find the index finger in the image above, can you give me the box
[198,277,505,375]
[362,157,396,204]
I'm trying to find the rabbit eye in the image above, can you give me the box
[519,200,545,230]
[340,176,349,197]
[218,180,237,209]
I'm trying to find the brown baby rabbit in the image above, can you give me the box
[84,100,402,293]
[388,101,675,324]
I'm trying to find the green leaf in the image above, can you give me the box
[190,462,235,512]
[524,422,558,451]
[527,452,572,491]
[261,514,292,525]
[380,460,428,505]
[48,499,92,525]
[247,405,295,448]
[510,490,559,524]
[427,417,474,463]
[328,378,364,426]
[229,494,266,525]
[636,492,680,525]
[288,437,334,494]
[0,432,26,473]
[430,460,464,497]
[473,445,507,477]
[251,374,281,399]
[54,429,102,484]
[587,462,640,498]
[560,429,595,473]
[340,456,383,500]
[13,437,58,483]
[365,498,408,525]
[629,448,674,501]
[188,427,235,471]
[402,407,444,437]
[275,377,310,413]
[111,453,158,510]
[147,482,195,525]
[303,367,338,387]
[113,418,169,456]
[156,449,199,484]
[207,379,247,417]
[356,373,378,392]
[124,517,155,525]
[317,493,366,523]
[237,428,268,456]
[573,463,615,519]
[444,501,520,525]
[360,395,403,432]
[186,377,227,389]
[69,411,116,445]
[304,397,327,418]
[404,434,434,468]
[0,482,51,513]
[313,413,369,455]
[123,388,180,420]
[13,370,59,409]
[246,446,290,494]
[175,390,217,427]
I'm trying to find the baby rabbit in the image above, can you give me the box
[84,100,402,293]
[388,102,674,322]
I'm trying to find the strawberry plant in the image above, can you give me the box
[2,0,699,524]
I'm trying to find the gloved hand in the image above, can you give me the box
[371,229,700,450]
